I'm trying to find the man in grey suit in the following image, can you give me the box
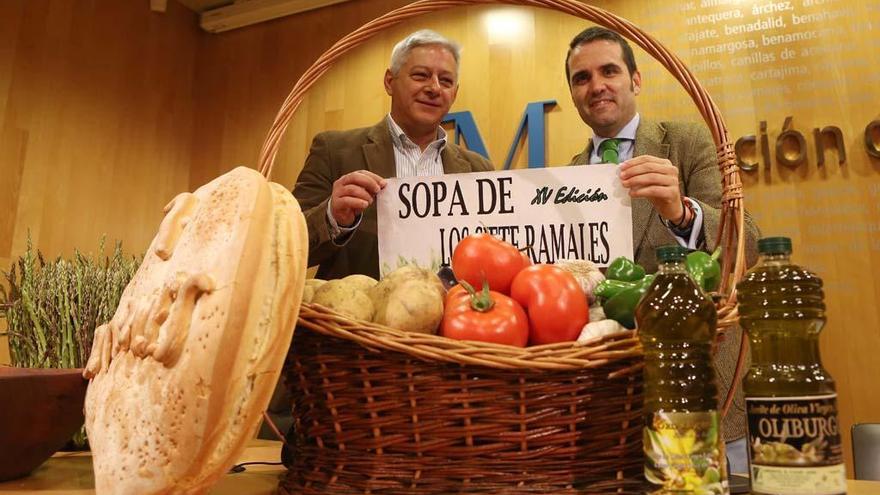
[293,29,493,281]
[565,26,760,473]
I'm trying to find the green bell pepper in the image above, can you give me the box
[686,247,722,293]
[593,279,639,300]
[602,274,655,329]
[606,256,646,282]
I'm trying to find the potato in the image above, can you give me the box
[369,265,444,313]
[377,280,444,334]
[311,279,374,321]
[340,274,379,292]
[304,278,327,288]
[302,278,327,303]
[302,285,316,303]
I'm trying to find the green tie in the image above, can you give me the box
[598,138,620,164]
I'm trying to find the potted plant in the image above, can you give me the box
[0,236,139,481]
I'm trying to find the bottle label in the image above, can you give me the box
[746,394,846,495]
[643,411,729,495]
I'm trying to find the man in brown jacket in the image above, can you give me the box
[565,26,760,473]
[293,29,493,281]
[280,29,493,466]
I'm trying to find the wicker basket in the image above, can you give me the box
[256,1,751,493]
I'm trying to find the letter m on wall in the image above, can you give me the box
[443,100,557,169]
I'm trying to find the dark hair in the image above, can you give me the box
[565,27,638,85]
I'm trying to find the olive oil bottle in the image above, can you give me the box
[737,237,846,495]
[636,245,728,495]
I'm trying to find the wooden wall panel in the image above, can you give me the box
[0,327,7,365]
[0,0,200,364]
[0,0,201,256]
[188,0,412,189]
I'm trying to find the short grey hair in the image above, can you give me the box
[389,29,461,76]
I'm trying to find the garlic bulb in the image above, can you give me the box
[555,258,606,304]
[578,318,629,343]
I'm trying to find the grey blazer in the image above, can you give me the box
[572,119,761,442]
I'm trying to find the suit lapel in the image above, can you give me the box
[440,145,470,174]
[632,120,669,159]
[571,141,593,165]
[363,120,396,179]
[631,120,669,259]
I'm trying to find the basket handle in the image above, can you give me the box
[258,0,748,418]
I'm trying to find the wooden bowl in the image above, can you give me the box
[0,366,88,481]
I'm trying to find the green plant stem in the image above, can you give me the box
[0,234,141,370]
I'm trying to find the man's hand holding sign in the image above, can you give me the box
[330,170,387,227]
[619,155,688,225]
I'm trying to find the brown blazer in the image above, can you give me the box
[572,118,761,442]
[293,120,494,281]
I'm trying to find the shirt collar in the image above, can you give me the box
[386,114,448,151]
[591,113,640,150]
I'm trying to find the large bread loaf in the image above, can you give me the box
[83,166,307,494]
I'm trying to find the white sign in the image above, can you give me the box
[376,165,632,277]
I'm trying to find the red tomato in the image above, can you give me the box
[510,264,589,345]
[445,283,468,303]
[452,233,530,295]
[441,284,529,347]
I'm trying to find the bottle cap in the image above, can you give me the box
[656,245,688,262]
[757,237,792,255]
